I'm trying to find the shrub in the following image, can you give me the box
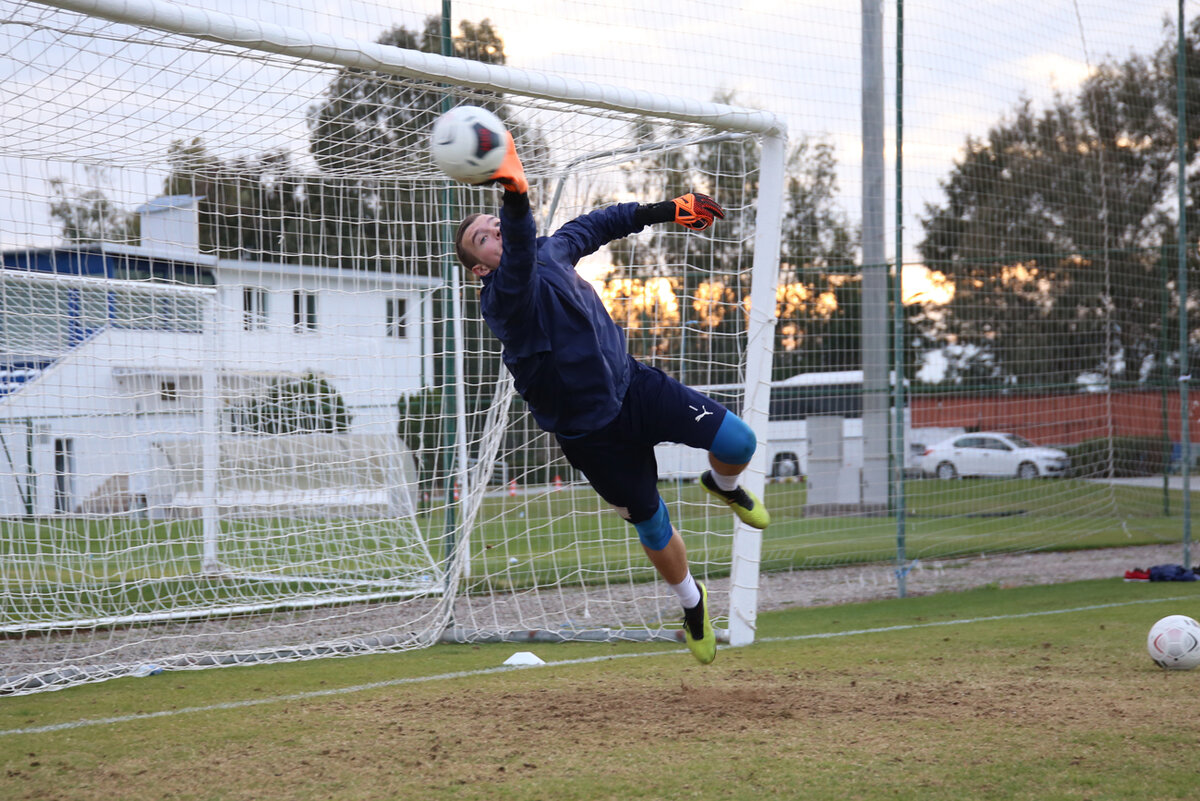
[1064,436,1169,478]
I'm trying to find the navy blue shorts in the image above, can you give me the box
[555,361,728,524]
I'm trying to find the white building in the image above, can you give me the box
[0,196,441,517]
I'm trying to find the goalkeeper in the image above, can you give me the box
[454,134,769,665]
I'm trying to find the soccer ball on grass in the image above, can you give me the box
[1146,614,1200,670]
[429,105,508,184]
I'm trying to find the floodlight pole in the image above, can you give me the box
[1178,0,1192,570]
[862,0,891,549]
[892,0,907,596]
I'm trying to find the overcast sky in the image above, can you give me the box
[0,0,1185,263]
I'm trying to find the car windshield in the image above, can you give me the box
[1003,433,1035,448]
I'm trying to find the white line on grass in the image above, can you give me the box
[2,593,1191,738]
[756,594,1197,643]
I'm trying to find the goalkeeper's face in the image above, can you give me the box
[463,214,503,278]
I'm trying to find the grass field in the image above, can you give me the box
[3,578,1199,800]
[3,478,1194,625]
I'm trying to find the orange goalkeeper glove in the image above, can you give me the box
[488,132,528,195]
[671,192,725,231]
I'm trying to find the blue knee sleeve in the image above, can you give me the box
[633,498,673,551]
[710,413,756,465]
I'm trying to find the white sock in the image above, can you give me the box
[709,470,739,492]
[670,572,701,609]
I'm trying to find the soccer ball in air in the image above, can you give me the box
[429,105,508,184]
[1146,614,1200,670]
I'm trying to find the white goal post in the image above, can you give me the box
[1,0,784,693]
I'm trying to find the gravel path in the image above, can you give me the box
[750,543,1186,610]
[447,543,1189,636]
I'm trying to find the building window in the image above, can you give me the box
[386,297,407,338]
[160,379,178,402]
[293,291,317,331]
[54,438,75,514]
[243,287,268,331]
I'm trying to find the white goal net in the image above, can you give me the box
[0,0,783,693]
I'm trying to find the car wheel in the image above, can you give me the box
[935,461,958,480]
[1017,462,1039,479]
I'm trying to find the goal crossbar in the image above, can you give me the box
[30,0,785,137]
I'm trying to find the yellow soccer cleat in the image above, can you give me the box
[700,470,770,529]
[682,581,716,665]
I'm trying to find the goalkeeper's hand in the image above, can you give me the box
[671,192,725,231]
[487,132,529,195]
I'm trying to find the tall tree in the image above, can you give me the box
[48,169,135,244]
[603,103,859,386]
[916,31,1187,389]
[774,138,861,379]
[1155,14,1200,386]
[161,17,514,275]
[162,138,306,261]
[309,19,506,176]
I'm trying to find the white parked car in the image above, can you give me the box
[920,432,1070,479]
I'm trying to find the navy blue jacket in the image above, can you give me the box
[479,198,647,435]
